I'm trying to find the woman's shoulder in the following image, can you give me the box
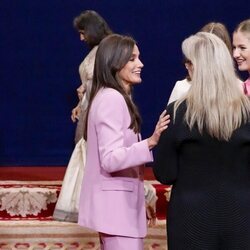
[166,100,187,123]
[80,46,98,65]
[100,87,122,96]
[94,88,125,105]
[167,100,187,112]
[175,78,191,89]
[91,88,127,119]
[167,78,191,104]
[88,46,98,58]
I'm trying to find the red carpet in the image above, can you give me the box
[0,166,155,181]
[0,220,167,249]
[0,167,169,220]
[0,167,168,249]
[0,181,169,220]
[0,181,60,220]
[0,166,66,181]
[0,166,170,220]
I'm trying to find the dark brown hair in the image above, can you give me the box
[84,34,142,139]
[73,10,112,48]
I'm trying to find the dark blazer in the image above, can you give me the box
[153,101,250,249]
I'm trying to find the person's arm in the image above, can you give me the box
[95,91,152,173]
[71,103,81,122]
[84,46,98,105]
[95,91,169,173]
[153,104,178,185]
[77,84,86,101]
[71,84,86,122]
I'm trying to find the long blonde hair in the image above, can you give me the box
[174,32,250,141]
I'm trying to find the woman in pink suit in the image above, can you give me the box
[78,34,170,250]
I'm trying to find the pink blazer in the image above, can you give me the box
[78,88,153,237]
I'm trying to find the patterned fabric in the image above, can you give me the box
[79,46,98,112]
[75,46,98,144]
[0,181,60,220]
[0,180,169,221]
[53,139,86,222]
[0,220,167,249]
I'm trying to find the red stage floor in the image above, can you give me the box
[0,166,168,220]
[0,166,155,181]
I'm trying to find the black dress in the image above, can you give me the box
[153,101,250,250]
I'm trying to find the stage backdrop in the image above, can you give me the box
[0,0,249,165]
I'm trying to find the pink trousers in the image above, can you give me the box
[99,233,143,250]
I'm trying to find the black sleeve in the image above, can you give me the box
[153,103,179,185]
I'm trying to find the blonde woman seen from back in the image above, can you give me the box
[154,32,250,249]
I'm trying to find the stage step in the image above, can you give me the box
[0,167,170,221]
[0,180,169,221]
[0,220,167,249]
[0,169,169,248]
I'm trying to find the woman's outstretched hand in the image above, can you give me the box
[147,110,170,150]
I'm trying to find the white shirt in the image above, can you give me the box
[167,78,191,105]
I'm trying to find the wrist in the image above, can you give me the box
[147,137,157,150]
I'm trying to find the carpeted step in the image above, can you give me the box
[0,220,167,249]
[0,167,169,249]
[0,181,60,220]
[0,180,170,221]
[0,167,170,221]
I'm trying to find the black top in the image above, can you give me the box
[153,101,250,250]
